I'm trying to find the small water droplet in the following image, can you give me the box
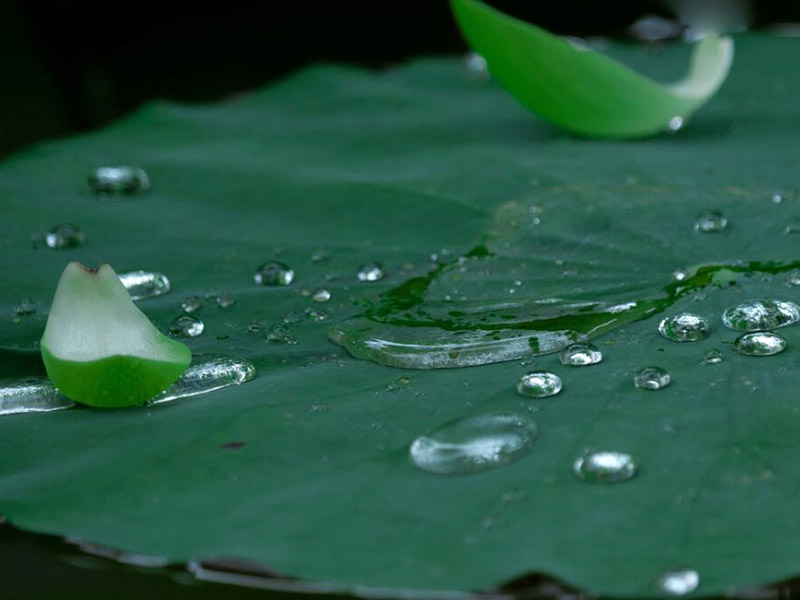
[45,224,86,249]
[693,210,727,233]
[672,269,689,282]
[789,270,800,287]
[0,377,75,416]
[668,116,684,132]
[733,331,786,356]
[516,372,562,398]
[215,292,235,308]
[169,315,204,337]
[311,248,331,262]
[356,261,385,282]
[266,323,297,344]
[635,367,671,390]
[704,349,724,364]
[772,194,784,204]
[118,270,171,300]
[181,296,203,313]
[658,570,700,596]
[87,166,150,195]
[559,343,602,366]
[782,223,800,235]
[573,451,637,483]
[13,299,36,316]
[409,414,536,476]
[254,262,294,286]
[312,288,331,303]
[305,308,330,322]
[463,52,489,78]
[150,355,256,405]
[722,299,800,331]
[658,313,710,342]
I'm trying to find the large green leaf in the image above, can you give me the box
[1,34,799,599]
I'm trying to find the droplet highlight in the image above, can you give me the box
[169,315,204,338]
[658,313,710,342]
[254,262,294,286]
[0,377,75,416]
[733,331,786,356]
[45,224,86,249]
[516,372,562,398]
[356,262,385,282]
[87,166,150,195]
[573,451,637,483]
[118,270,171,301]
[635,367,671,390]
[150,355,256,405]
[559,342,602,366]
[409,414,536,475]
[722,299,800,331]
[658,570,700,596]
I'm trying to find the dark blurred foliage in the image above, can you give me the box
[0,1,798,159]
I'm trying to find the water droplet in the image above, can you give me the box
[169,315,204,337]
[658,570,699,596]
[13,299,36,316]
[573,451,637,483]
[0,377,75,416]
[150,355,256,405]
[45,224,86,249]
[305,308,330,322]
[733,331,786,356]
[181,296,203,313]
[312,288,331,303]
[215,292,235,308]
[516,372,562,398]
[672,269,689,282]
[87,166,150,195]
[789,269,800,287]
[658,313,710,342]
[463,52,489,77]
[559,343,602,366]
[311,248,331,262]
[704,349,724,364]
[356,261,385,282]
[634,367,671,390]
[783,223,800,235]
[772,194,784,204]
[266,323,297,344]
[722,299,800,331]
[118,270,171,300]
[668,116,684,132]
[254,262,294,286]
[409,413,536,476]
[693,210,727,233]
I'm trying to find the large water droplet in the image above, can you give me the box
[45,224,86,249]
[409,414,536,475]
[693,210,727,233]
[87,166,150,195]
[356,262,385,282]
[182,296,203,313]
[722,299,800,331]
[13,299,36,316]
[573,451,637,483]
[0,377,75,416]
[516,372,562,398]
[559,342,603,366]
[150,355,256,405]
[658,570,699,596]
[733,331,786,356]
[169,315,204,338]
[635,367,671,390]
[254,262,294,286]
[704,349,724,364]
[658,313,710,342]
[118,270,171,300]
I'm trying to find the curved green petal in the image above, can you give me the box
[450,0,734,138]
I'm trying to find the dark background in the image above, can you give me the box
[1,1,799,160]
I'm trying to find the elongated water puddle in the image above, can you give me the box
[330,249,800,369]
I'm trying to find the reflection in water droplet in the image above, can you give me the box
[45,224,86,249]
[13,299,36,316]
[693,210,727,233]
[254,262,294,286]
[658,313,710,342]
[182,296,203,313]
[356,262,385,282]
[215,293,235,308]
[559,343,602,366]
[722,299,800,331]
[87,166,150,195]
[733,331,786,356]
[668,116,684,132]
[169,315,204,337]
[788,270,800,287]
[119,270,171,300]
[635,367,671,390]
[658,570,700,596]
[312,288,331,303]
[704,349,724,364]
[410,414,536,475]
[0,377,75,416]
[574,451,637,483]
[266,324,297,344]
[516,372,562,398]
[150,355,256,405]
